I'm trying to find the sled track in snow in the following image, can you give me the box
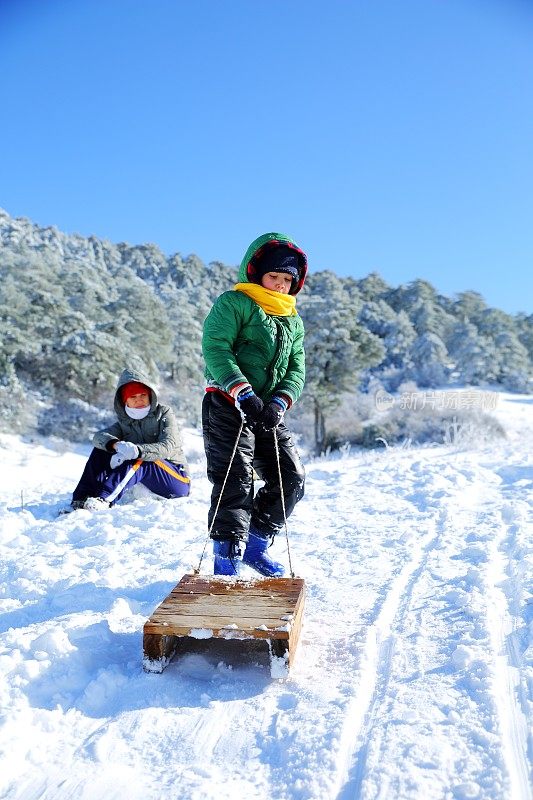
[324,458,533,800]
[330,509,444,799]
[482,505,532,800]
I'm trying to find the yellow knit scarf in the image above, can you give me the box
[234,283,297,316]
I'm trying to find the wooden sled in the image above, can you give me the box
[143,573,305,678]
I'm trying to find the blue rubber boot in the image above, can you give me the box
[243,530,285,577]
[213,539,244,576]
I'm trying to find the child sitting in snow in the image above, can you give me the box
[69,368,190,511]
[202,232,307,576]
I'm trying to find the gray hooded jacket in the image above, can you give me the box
[93,367,188,468]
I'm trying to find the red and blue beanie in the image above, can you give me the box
[121,381,151,403]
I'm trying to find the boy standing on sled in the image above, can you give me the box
[202,232,307,576]
[69,367,190,511]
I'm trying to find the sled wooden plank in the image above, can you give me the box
[146,613,291,623]
[158,587,298,603]
[167,588,302,601]
[144,616,290,638]
[143,573,305,674]
[153,597,295,615]
[157,595,294,617]
[168,576,303,597]
[172,574,302,589]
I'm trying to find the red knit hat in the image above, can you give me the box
[121,382,151,403]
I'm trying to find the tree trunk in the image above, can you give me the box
[314,399,326,455]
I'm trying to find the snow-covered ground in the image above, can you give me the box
[0,393,531,800]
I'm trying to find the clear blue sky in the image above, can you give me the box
[1,0,532,314]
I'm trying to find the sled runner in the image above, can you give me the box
[143,573,305,678]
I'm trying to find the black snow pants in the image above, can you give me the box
[202,391,305,543]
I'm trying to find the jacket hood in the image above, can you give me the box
[114,367,159,418]
[238,232,308,295]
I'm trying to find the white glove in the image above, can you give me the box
[115,441,140,460]
[110,452,125,469]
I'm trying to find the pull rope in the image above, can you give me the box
[273,429,295,578]
[194,418,244,574]
[194,419,296,578]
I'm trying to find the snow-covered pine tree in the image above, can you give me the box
[493,330,531,392]
[446,321,499,385]
[299,272,384,452]
[515,313,533,362]
[355,271,392,300]
[452,290,488,324]
[408,331,450,387]
[358,299,416,389]
[386,279,455,339]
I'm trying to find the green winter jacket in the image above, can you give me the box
[93,367,188,467]
[202,233,307,404]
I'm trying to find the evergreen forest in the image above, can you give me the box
[1,209,531,451]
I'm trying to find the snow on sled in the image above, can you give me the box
[142,573,305,678]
